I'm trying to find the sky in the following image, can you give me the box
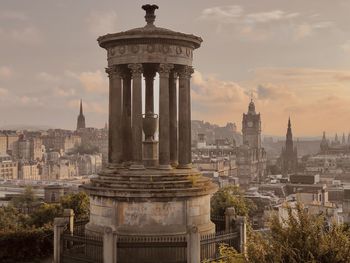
[1,0,350,137]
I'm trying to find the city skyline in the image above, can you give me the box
[1,0,350,136]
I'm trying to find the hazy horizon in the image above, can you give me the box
[1,0,350,137]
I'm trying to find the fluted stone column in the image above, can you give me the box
[144,67,156,114]
[169,70,178,167]
[122,69,132,164]
[158,63,174,169]
[178,66,193,169]
[106,65,123,167]
[128,63,144,169]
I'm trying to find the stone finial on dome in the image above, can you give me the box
[142,4,159,26]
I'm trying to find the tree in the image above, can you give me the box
[60,191,90,220]
[246,203,350,263]
[211,186,256,217]
[0,206,27,231]
[27,203,62,228]
[11,186,37,211]
[202,244,245,263]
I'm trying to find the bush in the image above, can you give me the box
[0,228,53,263]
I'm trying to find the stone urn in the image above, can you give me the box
[143,112,158,141]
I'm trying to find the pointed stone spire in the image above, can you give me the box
[76,99,86,130]
[285,117,293,152]
[342,133,346,145]
[335,133,339,143]
[348,133,350,144]
[80,99,83,115]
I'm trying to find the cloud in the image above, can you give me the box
[200,5,243,24]
[0,10,28,21]
[0,66,13,79]
[192,71,248,105]
[0,26,44,45]
[293,21,334,40]
[257,84,297,101]
[87,11,118,35]
[341,40,350,53]
[0,88,9,96]
[192,68,350,136]
[54,87,76,97]
[199,5,333,42]
[71,70,108,93]
[246,10,299,24]
[37,72,59,82]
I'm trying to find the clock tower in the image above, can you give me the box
[242,99,261,149]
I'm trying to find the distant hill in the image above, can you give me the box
[0,124,54,131]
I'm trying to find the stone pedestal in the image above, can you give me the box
[83,168,216,237]
[142,141,158,167]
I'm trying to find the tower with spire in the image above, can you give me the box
[237,97,267,185]
[280,117,298,175]
[76,99,86,130]
[242,97,262,149]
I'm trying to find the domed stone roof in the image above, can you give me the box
[98,4,202,49]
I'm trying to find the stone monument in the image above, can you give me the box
[81,4,217,261]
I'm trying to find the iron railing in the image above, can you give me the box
[200,230,239,262]
[117,235,187,263]
[61,230,103,263]
[211,215,226,232]
[73,219,89,236]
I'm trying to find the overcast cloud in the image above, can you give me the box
[0,0,350,136]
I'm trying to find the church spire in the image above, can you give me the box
[77,99,86,130]
[286,117,293,151]
[80,99,83,115]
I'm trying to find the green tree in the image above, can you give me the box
[0,206,27,231]
[27,203,62,228]
[246,203,350,263]
[203,244,245,263]
[11,186,37,211]
[60,191,90,220]
[211,185,255,217]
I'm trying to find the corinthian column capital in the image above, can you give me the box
[105,65,123,78]
[128,63,143,78]
[158,63,174,77]
[178,65,194,79]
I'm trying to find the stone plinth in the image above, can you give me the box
[81,167,217,237]
[142,141,158,167]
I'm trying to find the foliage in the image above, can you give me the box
[246,203,350,263]
[0,206,28,231]
[61,191,90,220]
[211,185,256,217]
[11,186,37,210]
[202,244,245,263]
[0,227,53,263]
[27,203,62,228]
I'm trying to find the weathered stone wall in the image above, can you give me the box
[87,194,214,235]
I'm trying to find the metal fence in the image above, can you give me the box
[61,230,103,263]
[200,231,239,262]
[73,219,89,236]
[211,215,226,232]
[117,235,187,263]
